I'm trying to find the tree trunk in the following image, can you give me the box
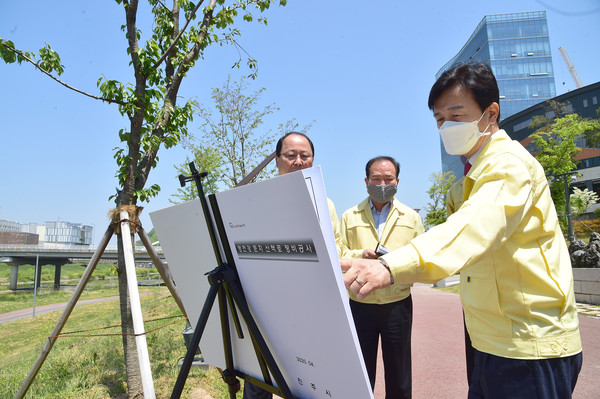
[118,232,144,398]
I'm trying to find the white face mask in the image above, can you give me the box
[439,110,491,155]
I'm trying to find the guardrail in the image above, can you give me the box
[0,245,163,261]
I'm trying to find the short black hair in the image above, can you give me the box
[275,132,314,157]
[428,62,501,121]
[365,156,400,179]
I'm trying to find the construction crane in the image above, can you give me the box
[558,46,583,88]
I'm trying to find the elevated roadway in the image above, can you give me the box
[0,245,164,291]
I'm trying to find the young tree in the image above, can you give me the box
[1,0,287,396]
[570,187,599,219]
[531,113,594,231]
[423,171,456,229]
[528,100,571,130]
[171,147,225,202]
[582,108,600,147]
[173,75,313,202]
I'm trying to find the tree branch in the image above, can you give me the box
[121,0,147,205]
[155,0,170,12]
[169,0,217,94]
[0,41,125,106]
[224,34,259,73]
[140,0,217,164]
[151,0,207,71]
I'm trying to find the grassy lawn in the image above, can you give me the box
[0,262,118,286]
[0,263,238,399]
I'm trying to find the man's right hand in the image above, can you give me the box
[340,258,392,300]
[362,249,378,259]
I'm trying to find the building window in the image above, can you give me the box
[514,119,533,132]
[583,99,588,108]
[592,181,600,197]
[577,157,600,170]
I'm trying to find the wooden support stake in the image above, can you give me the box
[120,211,156,399]
[15,224,115,399]
[137,225,188,319]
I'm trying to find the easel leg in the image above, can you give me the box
[171,280,220,399]
[225,277,295,399]
[137,224,188,319]
[218,282,240,399]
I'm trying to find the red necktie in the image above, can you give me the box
[464,161,472,176]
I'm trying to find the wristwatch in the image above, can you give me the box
[378,257,394,285]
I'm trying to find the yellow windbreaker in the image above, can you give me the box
[383,130,582,359]
[327,197,343,258]
[341,197,424,304]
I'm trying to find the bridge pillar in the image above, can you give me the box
[54,265,62,290]
[10,265,18,291]
[36,262,42,289]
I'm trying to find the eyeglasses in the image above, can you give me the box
[282,152,313,162]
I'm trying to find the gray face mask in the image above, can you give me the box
[367,184,397,204]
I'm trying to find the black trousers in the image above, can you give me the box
[464,313,475,386]
[242,381,272,399]
[350,296,413,399]
[468,349,583,399]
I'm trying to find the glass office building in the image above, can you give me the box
[45,221,93,246]
[437,11,556,177]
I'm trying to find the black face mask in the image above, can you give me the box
[367,184,397,204]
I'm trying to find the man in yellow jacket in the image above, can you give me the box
[243,131,342,399]
[341,63,582,399]
[446,172,477,385]
[340,155,424,399]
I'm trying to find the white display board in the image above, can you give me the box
[150,166,372,399]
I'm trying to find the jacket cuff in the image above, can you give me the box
[380,243,421,284]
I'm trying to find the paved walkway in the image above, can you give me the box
[0,291,164,324]
[0,295,121,323]
[373,285,599,399]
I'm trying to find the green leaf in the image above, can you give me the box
[38,45,64,75]
[0,39,18,63]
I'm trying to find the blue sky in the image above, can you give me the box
[1,0,599,247]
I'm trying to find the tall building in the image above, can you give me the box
[437,11,556,177]
[0,218,93,247]
[0,219,37,234]
[45,221,93,247]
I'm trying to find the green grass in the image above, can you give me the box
[0,268,242,398]
[0,263,118,287]
[0,290,241,398]
[0,262,162,288]
[0,263,164,314]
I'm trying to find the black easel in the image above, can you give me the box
[171,163,295,399]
